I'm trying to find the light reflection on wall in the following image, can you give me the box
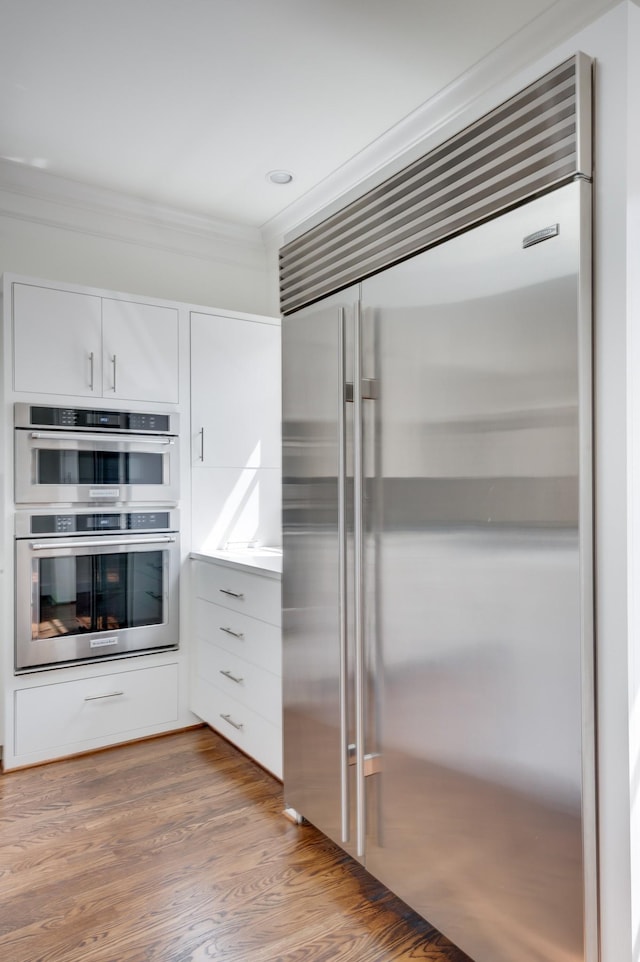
[201,441,261,552]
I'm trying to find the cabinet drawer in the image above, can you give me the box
[193,675,282,778]
[194,562,281,625]
[15,664,179,756]
[195,597,281,675]
[197,641,281,728]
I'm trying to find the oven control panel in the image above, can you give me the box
[14,402,177,435]
[16,510,177,537]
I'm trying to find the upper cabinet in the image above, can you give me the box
[191,311,280,469]
[13,284,102,398]
[13,282,179,404]
[101,298,179,404]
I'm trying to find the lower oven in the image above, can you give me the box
[15,508,179,671]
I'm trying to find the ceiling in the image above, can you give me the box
[0,0,617,232]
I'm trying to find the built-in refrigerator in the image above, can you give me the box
[282,173,595,962]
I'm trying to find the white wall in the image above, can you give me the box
[0,161,272,316]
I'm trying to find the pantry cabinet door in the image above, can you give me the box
[13,283,102,397]
[102,298,179,404]
[191,311,280,468]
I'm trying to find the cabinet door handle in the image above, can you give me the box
[112,354,117,392]
[219,588,244,600]
[220,626,244,640]
[199,427,205,462]
[84,690,124,702]
[220,669,244,684]
[88,351,95,391]
[220,712,244,731]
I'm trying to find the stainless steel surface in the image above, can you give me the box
[15,521,180,671]
[522,223,559,248]
[575,180,597,962]
[30,536,176,550]
[219,669,244,684]
[219,588,244,599]
[282,181,595,962]
[575,52,593,182]
[14,403,180,435]
[361,181,592,962]
[219,626,244,640]
[338,307,350,845]
[199,427,205,462]
[14,507,180,539]
[353,302,366,859]
[89,351,94,391]
[282,287,360,861]
[15,427,179,505]
[29,431,174,445]
[279,55,592,314]
[111,354,117,392]
[84,691,124,701]
[220,713,244,731]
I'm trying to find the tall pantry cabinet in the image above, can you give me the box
[190,309,281,553]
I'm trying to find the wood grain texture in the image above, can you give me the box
[0,727,471,962]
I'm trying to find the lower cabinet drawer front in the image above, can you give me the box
[195,676,282,778]
[194,562,281,626]
[195,597,281,674]
[15,664,179,756]
[197,640,281,728]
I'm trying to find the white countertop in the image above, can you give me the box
[190,547,282,578]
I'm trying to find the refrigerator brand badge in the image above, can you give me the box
[522,224,560,248]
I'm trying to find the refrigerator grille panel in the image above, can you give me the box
[279,53,592,315]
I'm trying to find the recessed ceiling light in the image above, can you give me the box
[267,170,294,185]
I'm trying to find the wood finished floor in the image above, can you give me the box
[0,727,472,962]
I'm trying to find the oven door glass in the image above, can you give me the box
[36,550,164,639]
[37,449,163,486]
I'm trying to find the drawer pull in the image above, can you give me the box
[220,626,244,640]
[220,669,244,685]
[219,588,244,599]
[84,690,124,702]
[220,713,244,731]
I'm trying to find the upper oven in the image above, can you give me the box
[14,403,179,505]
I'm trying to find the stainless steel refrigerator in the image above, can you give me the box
[282,178,595,962]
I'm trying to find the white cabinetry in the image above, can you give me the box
[13,662,179,761]
[13,283,102,397]
[190,310,281,552]
[13,282,179,403]
[191,311,280,468]
[190,556,282,777]
[101,298,179,403]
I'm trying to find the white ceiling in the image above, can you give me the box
[0,0,617,232]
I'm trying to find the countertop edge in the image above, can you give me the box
[189,550,282,579]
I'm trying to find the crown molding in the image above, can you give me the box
[261,0,619,250]
[0,158,266,271]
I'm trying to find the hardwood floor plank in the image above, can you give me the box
[0,728,471,962]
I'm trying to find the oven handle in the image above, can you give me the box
[29,431,175,445]
[29,536,177,550]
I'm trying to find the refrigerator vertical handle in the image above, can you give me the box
[338,307,350,845]
[353,301,366,858]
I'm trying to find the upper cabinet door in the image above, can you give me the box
[101,298,179,404]
[13,283,102,396]
[191,312,281,469]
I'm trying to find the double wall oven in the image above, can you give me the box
[14,403,180,672]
